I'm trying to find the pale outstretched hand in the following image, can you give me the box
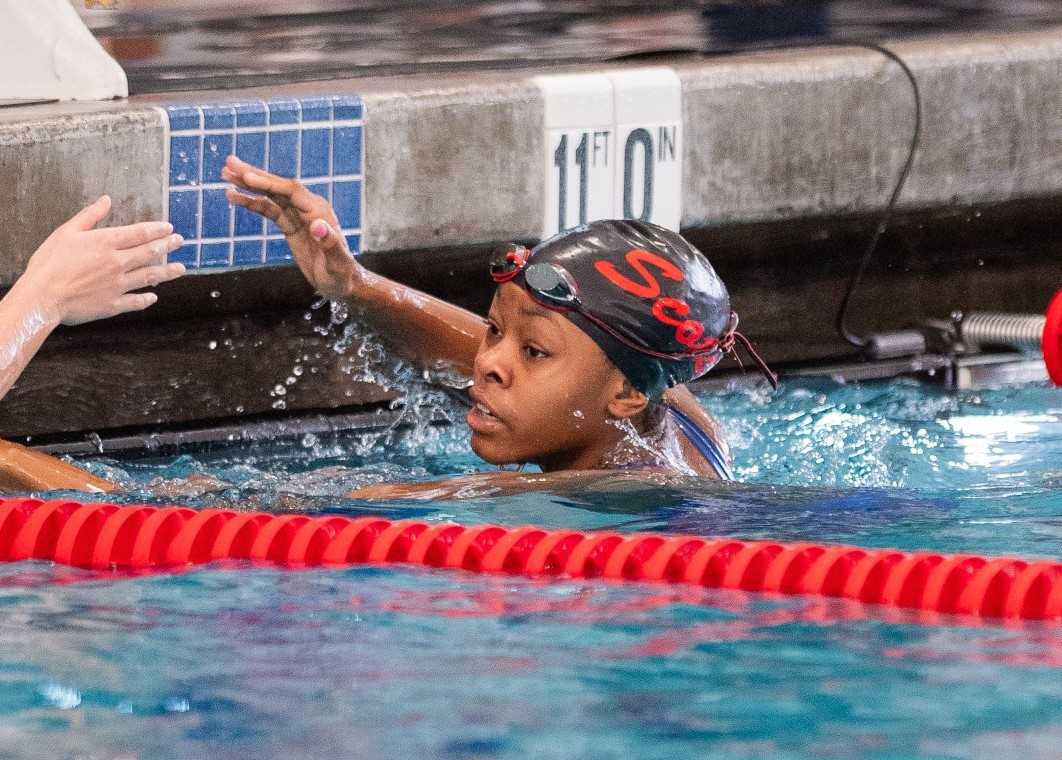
[23,195,186,325]
[222,155,363,301]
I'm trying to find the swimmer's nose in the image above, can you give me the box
[473,340,512,388]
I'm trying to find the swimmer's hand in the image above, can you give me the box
[223,156,363,301]
[22,196,186,326]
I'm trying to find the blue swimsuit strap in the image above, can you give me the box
[667,406,734,481]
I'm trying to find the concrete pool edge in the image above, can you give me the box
[0,26,1059,284]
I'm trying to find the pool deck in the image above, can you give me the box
[0,28,1060,440]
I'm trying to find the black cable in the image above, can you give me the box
[690,39,923,349]
[826,42,923,348]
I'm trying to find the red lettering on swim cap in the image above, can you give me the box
[594,249,683,300]
[651,297,689,326]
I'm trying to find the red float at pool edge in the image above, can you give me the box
[0,498,1058,624]
[1044,289,1062,386]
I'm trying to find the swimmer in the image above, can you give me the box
[220,157,776,499]
[0,196,186,491]
[0,161,774,498]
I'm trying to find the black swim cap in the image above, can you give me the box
[492,220,743,399]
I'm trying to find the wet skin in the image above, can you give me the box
[468,283,642,471]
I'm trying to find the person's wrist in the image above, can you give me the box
[9,268,64,328]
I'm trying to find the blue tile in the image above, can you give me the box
[236,131,266,168]
[165,105,200,132]
[234,206,265,237]
[266,238,292,263]
[200,188,231,238]
[168,190,199,240]
[235,101,267,128]
[233,240,265,266]
[200,242,232,268]
[332,126,362,175]
[169,243,199,267]
[300,128,330,179]
[268,130,298,177]
[266,219,284,237]
[202,133,233,183]
[300,97,331,122]
[345,234,361,254]
[169,135,200,186]
[332,180,361,228]
[306,182,330,201]
[202,104,235,130]
[332,95,362,121]
[267,99,300,125]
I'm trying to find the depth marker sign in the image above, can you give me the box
[536,68,683,239]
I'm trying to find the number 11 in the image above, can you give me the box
[553,132,589,231]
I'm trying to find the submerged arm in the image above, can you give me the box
[223,156,486,375]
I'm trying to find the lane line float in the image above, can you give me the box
[0,498,1058,623]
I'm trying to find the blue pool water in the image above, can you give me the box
[3,378,1062,759]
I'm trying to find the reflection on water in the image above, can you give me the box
[6,377,1062,758]
[80,1,1062,93]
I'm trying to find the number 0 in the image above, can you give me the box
[623,128,654,222]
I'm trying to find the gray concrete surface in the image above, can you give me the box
[0,28,1059,286]
[0,103,165,285]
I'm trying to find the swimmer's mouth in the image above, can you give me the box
[474,402,497,419]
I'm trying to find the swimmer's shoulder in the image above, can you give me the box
[661,385,732,480]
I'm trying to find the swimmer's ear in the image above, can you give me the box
[606,377,650,420]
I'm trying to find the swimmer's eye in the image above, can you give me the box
[486,320,501,338]
[524,344,549,359]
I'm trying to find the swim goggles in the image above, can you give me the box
[489,244,779,388]
[490,244,725,361]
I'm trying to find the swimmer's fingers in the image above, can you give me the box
[306,218,348,256]
[109,291,159,315]
[102,220,175,250]
[66,195,112,231]
[124,259,187,291]
[118,233,185,269]
[225,188,297,233]
[120,261,187,292]
[222,157,297,207]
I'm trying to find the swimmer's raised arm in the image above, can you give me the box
[223,156,486,376]
[0,195,185,401]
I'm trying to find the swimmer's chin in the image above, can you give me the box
[469,433,524,466]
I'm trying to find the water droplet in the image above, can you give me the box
[210,290,221,298]
[285,376,296,385]
[208,340,218,350]
[293,365,303,376]
[235,405,244,413]
[116,701,133,715]
[301,433,318,448]
[573,409,584,419]
[40,684,81,710]
[209,143,219,153]
[273,384,287,396]
[87,432,104,454]
[272,399,287,410]
[164,697,190,713]
[177,151,187,160]
[303,312,313,321]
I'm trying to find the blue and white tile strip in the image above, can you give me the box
[158,95,364,271]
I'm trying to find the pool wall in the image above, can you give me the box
[0,28,1060,441]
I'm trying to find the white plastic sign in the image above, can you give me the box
[536,68,682,239]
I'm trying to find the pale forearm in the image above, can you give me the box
[0,275,60,401]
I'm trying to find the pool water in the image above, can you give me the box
[3,378,1061,759]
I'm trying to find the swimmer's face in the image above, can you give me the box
[467,284,647,470]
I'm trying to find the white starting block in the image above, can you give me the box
[0,0,126,104]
